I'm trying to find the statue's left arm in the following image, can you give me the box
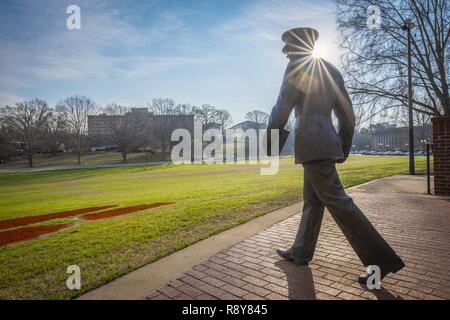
[334,74,356,162]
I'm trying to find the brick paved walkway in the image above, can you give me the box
[144,177,450,300]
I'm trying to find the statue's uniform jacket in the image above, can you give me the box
[267,56,355,164]
[267,54,405,272]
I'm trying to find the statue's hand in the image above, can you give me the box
[338,134,351,160]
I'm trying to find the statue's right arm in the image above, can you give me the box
[265,62,298,155]
[267,62,298,132]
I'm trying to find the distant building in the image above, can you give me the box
[88,108,194,149]
[371,125,432,151]
[229,120,294,156]
[229,120,266,131]
[87,113,110,137]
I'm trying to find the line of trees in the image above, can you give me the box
[0,96,95,167]
[0,95,272,167]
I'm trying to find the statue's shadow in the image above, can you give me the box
[274,260,316,300]
[275,260,404,300]
[358,284,404,300]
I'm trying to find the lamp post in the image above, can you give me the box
[402,18,415,175]
[421,139,427,152]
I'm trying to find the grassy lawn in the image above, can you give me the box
[0,155,427,299]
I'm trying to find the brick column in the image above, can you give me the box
[432,116,450,196]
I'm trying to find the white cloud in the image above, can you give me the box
[0,91,25,107]
[211,0,333,38]
[209,0,340,63]
[0,2,200,89]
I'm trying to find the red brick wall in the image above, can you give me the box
[432,116,450,196]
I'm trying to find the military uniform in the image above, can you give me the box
[267,28,404,276]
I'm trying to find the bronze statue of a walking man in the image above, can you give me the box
[267,27,405,284]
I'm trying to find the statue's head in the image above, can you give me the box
[282,27,319,55]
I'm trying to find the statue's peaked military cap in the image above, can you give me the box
[282,27,319,51]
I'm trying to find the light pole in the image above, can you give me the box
[402,18,415,175]
[421,139,427,152]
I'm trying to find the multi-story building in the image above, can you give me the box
[371,125,432,151]
[87,113,111,137]
[88,108,194,149]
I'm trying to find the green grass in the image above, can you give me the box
[0,155,427,299]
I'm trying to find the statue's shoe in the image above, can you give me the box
[358,261,405,285]
[276,248,309,266]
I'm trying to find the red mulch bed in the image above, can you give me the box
[0,223,71,246]
[0,206,116,230]
[82,203,175,220]
[0,203,175,246]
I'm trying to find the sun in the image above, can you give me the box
[312,42,327,59]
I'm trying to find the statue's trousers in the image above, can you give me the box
[291,159,404,272]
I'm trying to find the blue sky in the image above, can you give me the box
[0,0,341,123]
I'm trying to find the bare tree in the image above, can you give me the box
[58,96,95,164]
[0,99,52,167]
[337,0,450,124]
[177,103,193,116]
[0,108,20,163]
[193,104,221,130]
[245,110,269,158]
[245,110,269,129]
[103,104,144,163]
[148,98,179,160]
[389,101,432,127]
[44,106,67,156]
[388,101,432,143]
[217,109,232,135]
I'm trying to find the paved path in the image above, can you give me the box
[144,175,450,300]
[0,160,170,173]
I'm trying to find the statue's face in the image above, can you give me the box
[282,42,313,56]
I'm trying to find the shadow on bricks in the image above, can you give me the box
[275,260,316,300]
[361,285,404,300]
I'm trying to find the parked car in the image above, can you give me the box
[89,144,118,152]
